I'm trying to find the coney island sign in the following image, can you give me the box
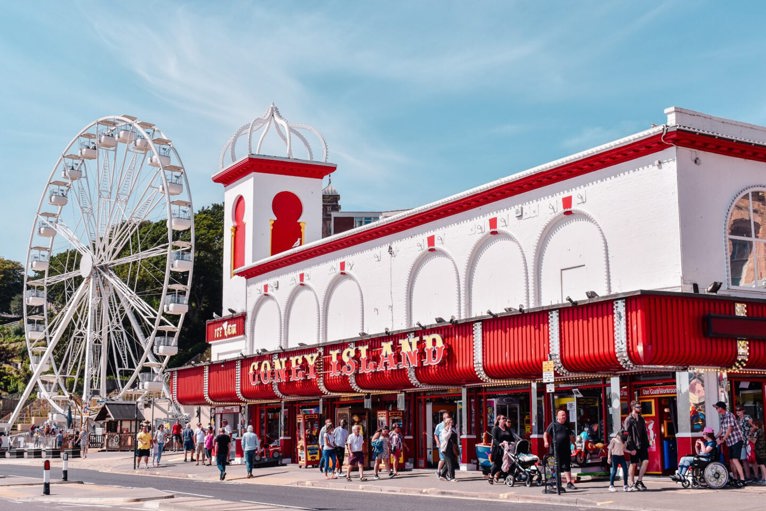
[247,333,447,386]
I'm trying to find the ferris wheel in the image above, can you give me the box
[9,115,194,426]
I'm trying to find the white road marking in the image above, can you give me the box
[170,490,214,498]
[240,500,311,510]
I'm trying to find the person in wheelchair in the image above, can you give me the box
[671,428,716,482]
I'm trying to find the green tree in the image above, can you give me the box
[0,257,23,314]
[173,203,223,366]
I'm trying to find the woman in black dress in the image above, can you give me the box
[489,416,517,484]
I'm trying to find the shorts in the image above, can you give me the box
[184,440,194,451]
[728,441,744,460]
[349,451,364,466]
[438,450,445,461]
[136,449,150,457]
[557,448,571,473]
[631,446,649,464]
[740,442,749,460]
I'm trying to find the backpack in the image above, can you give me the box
[371,438,384,458]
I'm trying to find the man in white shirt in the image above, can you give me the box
[345,424,366,481]
[333,419,350,475]
[195,423,207,465]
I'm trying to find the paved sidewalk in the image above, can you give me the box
[4,450,766,510]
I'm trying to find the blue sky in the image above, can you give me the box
[2,1,766,264]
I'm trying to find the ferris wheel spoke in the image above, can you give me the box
[28,267,83,287]
[44,219,93,257]
[101,270,161,331]
[104,191,166,260]
[105,244,170,269]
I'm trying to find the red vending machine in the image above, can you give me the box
[297,413,321,468]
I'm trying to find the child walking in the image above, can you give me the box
[607,430,633,492]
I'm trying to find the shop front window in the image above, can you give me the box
[728,190,766,288]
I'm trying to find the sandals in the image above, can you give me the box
[346,475,352,481]
[360,477,367,482]
[488,478,495,485]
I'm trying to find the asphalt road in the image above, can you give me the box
[0,463,606,511]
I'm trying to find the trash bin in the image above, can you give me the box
[663,439,677,470]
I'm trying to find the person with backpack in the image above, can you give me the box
[371,426,392,480]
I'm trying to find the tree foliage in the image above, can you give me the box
[0,257,23,314]
[173,203,223,366]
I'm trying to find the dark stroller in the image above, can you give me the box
[503,439,542,487]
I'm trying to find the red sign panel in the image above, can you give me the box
[704,315,766,340]
[639,385,676,397]
[206,314,246,343]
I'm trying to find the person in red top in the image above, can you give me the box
[171,420,183,452]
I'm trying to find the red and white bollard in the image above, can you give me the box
[62,452,69,482]
[43,459,50,495]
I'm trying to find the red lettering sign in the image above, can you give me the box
[247,334,448,388]
[206,313,246,343]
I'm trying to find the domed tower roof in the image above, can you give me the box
[219,104,329,169]
[322,181,339,196]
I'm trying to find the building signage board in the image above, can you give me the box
[638,385,677,397]
[206,314,246,343]
[247,333,447,387]
[542,360,555,383]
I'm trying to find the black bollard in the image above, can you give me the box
[62,452,69,482]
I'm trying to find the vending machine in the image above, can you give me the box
[377,410,406,467]
[297,413,321,468]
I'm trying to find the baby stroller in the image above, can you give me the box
[503,439,543,487]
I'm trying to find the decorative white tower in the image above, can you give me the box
[212,105,337,315]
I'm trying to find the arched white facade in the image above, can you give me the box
[209,107,766,361]
[323,274,364,342]
[465,233,529,317]
[284,286,320,348]
[251,296,282,352]
[535,212,610,306]
[407,251,460,327]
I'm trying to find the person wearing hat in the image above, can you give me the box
[714,401,746,487]
[672,427,717,481]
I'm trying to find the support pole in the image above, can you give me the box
[62,452,69,481]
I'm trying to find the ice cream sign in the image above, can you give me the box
[206,313,246,342]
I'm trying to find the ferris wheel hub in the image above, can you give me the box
[79,253,94,278]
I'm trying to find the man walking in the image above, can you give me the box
[345,424,367,481]
[715,401,746,487]
[544,409,576,491]
[214,428,232,480]
[433,411,451,478]
[333,419,349,476]
[136,424,152,470]
[194,423,206,465]
[242,425,260,478]
[624,400,649,491]
[182,423,195,462]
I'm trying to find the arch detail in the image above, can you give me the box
[405,248,461,327]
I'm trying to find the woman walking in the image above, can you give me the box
[488,415,516,484]
[321,423,338,479]
[438,417,459,482]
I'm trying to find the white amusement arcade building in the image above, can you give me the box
[170,105,766,474]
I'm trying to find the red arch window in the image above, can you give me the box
[232,196,246,270]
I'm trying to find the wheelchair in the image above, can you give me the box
[678,455,729,489]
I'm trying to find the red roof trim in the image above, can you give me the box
[212,155,337,186]
[235,133,670,279]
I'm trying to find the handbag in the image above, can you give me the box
[747,441,756,464]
